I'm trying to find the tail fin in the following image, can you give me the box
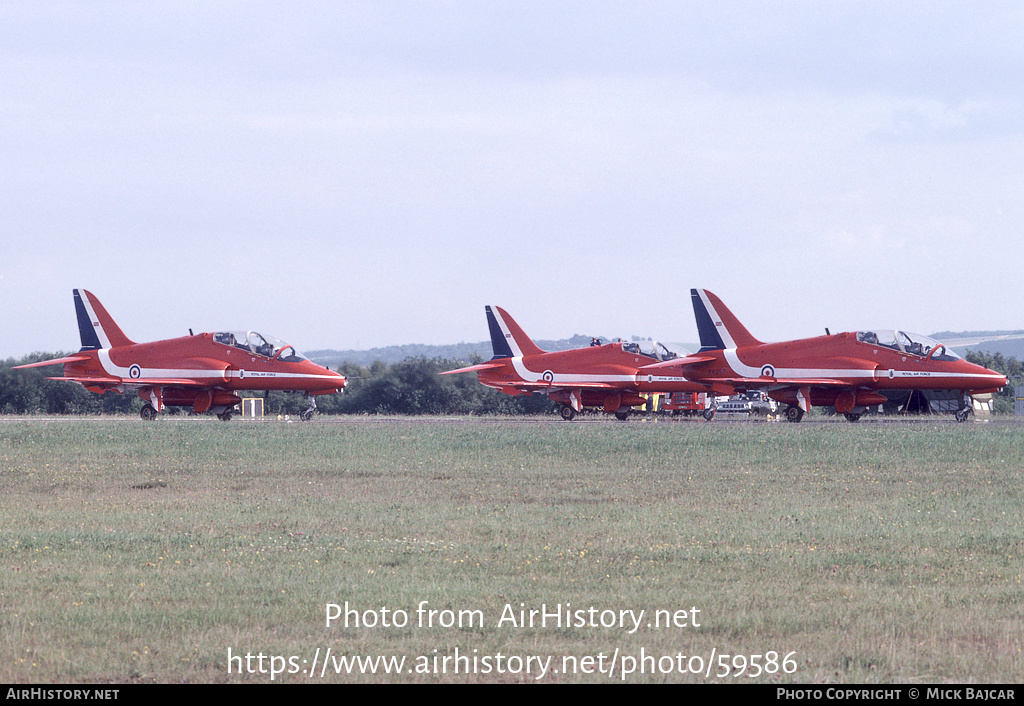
[74,289,134,350]
[485,306,545,358]
[690,289,763,351]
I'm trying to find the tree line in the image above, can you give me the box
[2,350,1021,417]
[0,353,556,417]
[964,350,1023,414]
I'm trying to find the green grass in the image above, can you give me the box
[1,416,1022,683]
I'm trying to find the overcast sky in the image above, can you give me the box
[3,1,1022,360]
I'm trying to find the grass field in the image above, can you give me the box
[1,415,1021,683]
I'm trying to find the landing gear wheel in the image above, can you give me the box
[140,404,157,421]
[955,408,970,423]
[614,410,630,421]
[702,409,715,421]
[560,405,576,421]
[301,393,317,421]
[217,411,233,421]
[844,412,862,422]
[785,405,804,423]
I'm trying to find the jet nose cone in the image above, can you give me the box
[969,361,1007,390]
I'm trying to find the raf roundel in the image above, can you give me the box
[542,370,555,383]
[129,364,142,379]
[760,364,775,378]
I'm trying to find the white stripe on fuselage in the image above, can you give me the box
[492,309,636,385]
[722,349,864,380]
[96,350,339,384]
[720,348,1003,384]
[509,357,635,386]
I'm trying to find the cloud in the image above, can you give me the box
[2,2,1023,357]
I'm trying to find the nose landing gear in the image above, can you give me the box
[954,392,972,423]
[300,393,318,421]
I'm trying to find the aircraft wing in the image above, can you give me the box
[44,374,208,388]
[121,377,208,388]
[701,376,853,389]
[769,378,852,388]
[520,380,627,391]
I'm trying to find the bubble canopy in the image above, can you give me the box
[856,330,960,361]
[212,331,308,362]
[615,339,689,361]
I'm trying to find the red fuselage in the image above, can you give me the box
[639,331,1006,410]
[64,332,346,396]
[443,305,705,419]
[15,289,347,419]
[474,341,701,412]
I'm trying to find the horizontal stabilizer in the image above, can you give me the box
[677,354,718,367]
[43,375,119,385]
[12,355,91,370]
[440,361,506,375]
[637,353,716,375]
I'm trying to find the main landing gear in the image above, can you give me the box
[784,406,858,422]
[558,405,632,421]
[140,403,236,421]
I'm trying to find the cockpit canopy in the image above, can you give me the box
[856,330,960,361]
[213,331,308,362]
[619,340,690,361]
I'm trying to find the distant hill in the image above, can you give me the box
[959,339,1024,360]
[932,329,1024,340]
[308,330,1024,368]
[932,330,1024,360]
[308,334,600,367]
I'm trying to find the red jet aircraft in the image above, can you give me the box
[442,305,701,420]
[14,289,346,420]
[636,289,1007,422]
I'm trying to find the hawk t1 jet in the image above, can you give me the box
[15,289,346,420]
[442,305,701,420]
[637,289,1006,422]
